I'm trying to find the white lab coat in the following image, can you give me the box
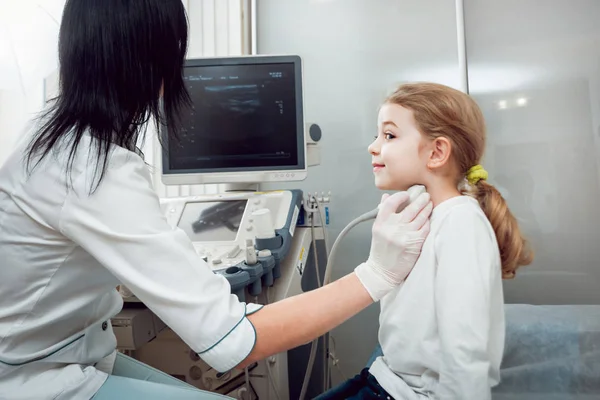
[0,133,261,400]
[369,196,505,400]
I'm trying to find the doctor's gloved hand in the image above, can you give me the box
[355,191,433,301]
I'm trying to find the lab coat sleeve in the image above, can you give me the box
[58,149,262,373]
[434,205,497,400]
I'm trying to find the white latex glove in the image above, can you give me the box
[355,191,433,301]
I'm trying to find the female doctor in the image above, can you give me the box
[0,0,432,399]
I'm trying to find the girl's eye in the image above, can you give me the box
[384,133,396,140]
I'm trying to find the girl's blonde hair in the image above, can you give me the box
[386,82,533,278]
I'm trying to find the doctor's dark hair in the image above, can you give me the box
[385,82,533,279]
[26,0,190,190]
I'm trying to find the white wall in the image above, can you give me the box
[0,84,44,166]
[0,0,64,167]
[465,0,600,305]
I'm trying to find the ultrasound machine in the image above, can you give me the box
[112,55,329,400]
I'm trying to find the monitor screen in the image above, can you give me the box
[162,56,305,185]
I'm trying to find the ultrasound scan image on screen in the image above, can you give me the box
[178,200,248,242]
[169,63,298,171]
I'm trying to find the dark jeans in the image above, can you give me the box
[315,368,393,400]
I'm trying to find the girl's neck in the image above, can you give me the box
[424,177,462,207]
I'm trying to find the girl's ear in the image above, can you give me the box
[426,137,453,170]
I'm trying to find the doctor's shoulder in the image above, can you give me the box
[69,140,152,195]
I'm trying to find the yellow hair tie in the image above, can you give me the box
[467,164,488,185]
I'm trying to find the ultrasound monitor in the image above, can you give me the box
[161,55,306,186]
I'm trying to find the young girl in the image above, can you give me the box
[319,82,533,399]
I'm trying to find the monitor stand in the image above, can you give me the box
[220,183,260,193]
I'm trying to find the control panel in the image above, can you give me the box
[160,190,302,301]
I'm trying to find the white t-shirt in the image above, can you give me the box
[369,196,505,400]
[0,134,262,400]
